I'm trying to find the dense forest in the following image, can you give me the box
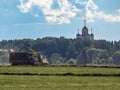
[0,37,120,65]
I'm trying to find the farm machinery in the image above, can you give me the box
[9,47,49,65]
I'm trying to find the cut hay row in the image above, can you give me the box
[1,72,120,77]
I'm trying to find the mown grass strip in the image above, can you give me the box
[1,65,120,68]
[1,72,120,77]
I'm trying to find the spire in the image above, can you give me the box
[91,28,93,33]
[76,28,81,39]
[91,28,94,36]
[84,19,86,27]
[78,28,80,34]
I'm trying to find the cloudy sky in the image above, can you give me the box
[0,0,120,41]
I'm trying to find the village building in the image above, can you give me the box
[76,20,94,40]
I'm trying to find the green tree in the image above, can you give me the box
[66,44,77,59]
[50,53,62,64]
[113,51,120,65]
[87,48,109,64]
[76,48,88,65]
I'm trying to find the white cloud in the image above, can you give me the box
[85,0,98,22]
[86,0,98,10]
[117,9,120,14]
[34,14,39,17]
[95,11,120,22]
[18,0,80,24]
[75,0,87,5]
[85,0,120,22]
[18,0,120,23]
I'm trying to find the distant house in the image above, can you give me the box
[76,20,94,40]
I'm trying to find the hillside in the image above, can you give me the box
[0,37,120,65]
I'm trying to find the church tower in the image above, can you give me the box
[76,20,94,40]
[76,28,81,38]
[82,20,88,36]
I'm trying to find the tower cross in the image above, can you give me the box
[78,28,80,33]
[84,20,86,26]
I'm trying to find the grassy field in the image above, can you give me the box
[0,66,120,90]
[1,66,120,75]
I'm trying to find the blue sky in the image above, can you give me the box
[0,0,120,41]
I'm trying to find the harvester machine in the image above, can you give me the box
[9,47,49,65]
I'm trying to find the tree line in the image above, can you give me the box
[0,37,120,65]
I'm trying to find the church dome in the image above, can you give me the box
[83,26,88,29]
[91,33,94,36]
[82,26,88,32]
[82,20,88,33]
[76,33,80,36]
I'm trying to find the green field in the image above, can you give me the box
[0,66,120,90]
